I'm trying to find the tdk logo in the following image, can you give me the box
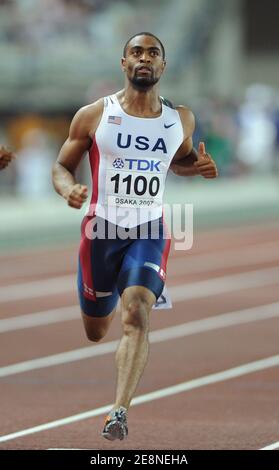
[112,158,125,169]
[125,159,161,171]
[117,133,167,154]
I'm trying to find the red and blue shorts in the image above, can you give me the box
[77,215,171,317]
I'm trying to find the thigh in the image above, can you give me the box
[117,220,171,300]
[78,256,120,317]
[78,215,122,317]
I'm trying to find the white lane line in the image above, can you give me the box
[2,262,279,332]
[169,241,279,276]
[1,263,279,315]
[1,219,278,261]
[0,354,279,443]
[1,237,278,282]
[0,306,79,333]
[260,442,279,450]
[0,243,76,259]
[1,238,279,303]
[0,275,75,303]
[169,266,279,302]
[2,260,279,332]
[0,301,279,377]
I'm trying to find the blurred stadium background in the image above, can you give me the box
[0,0,279,249]
[1,0,279,451]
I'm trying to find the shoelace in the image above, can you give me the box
[115,410,125,421]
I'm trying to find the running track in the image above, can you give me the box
[0,220,279,450]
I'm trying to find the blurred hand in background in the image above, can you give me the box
[0,146,16,170]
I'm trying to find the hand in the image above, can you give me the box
[194,142,218,178]
[0,146,16,170]
[65,184,88,209]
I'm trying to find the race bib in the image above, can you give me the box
[105,156,166,209]
[153,285,172,310]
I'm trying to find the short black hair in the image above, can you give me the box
[123,32,165,60]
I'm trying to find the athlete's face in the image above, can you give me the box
[121,36,166,90]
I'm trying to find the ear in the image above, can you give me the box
[121,57,126,72]
[161,60,166,73]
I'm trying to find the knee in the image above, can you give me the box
[122,299,149,334]
[82,309,114,343]
[85,328,106,343]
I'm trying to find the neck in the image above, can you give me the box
[117,82,161,117]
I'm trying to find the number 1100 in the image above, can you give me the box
[111,174,160,197]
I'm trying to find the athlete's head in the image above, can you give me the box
[122,32,166,90]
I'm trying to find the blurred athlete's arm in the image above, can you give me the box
[170,106,218,179]
[52,99,103,209]
[0,146,16,170]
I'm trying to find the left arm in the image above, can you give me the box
[169,106,218,178]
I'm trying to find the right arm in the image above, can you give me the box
[52,99,103,209]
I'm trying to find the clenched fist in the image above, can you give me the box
[0,146,16,170]
[65,184,88,209]
[194,142,218,178]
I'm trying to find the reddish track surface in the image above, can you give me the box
[0,220,279,450]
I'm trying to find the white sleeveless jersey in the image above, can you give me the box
[87,93,184,227]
